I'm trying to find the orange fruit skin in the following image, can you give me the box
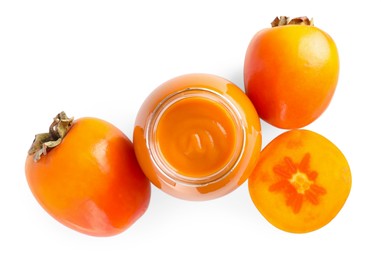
[25,117,151,236]
[244,25,339,129]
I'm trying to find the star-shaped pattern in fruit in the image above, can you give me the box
[269,153,326,214]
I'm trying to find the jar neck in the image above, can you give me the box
[145,88,245,187]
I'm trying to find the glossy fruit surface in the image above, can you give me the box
[244,17,339,129]
[248,129,351,233]
[25,112,151,236]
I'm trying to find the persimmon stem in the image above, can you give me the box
[271,16,314,27]
[28,112,74,162]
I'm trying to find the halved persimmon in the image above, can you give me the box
[248,129,351,233]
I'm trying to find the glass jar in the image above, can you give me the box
[133,74,261,200]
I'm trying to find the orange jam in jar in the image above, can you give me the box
[133,74,262,200]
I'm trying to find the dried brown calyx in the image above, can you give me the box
[28,111,74,162]
[271,16,314,27]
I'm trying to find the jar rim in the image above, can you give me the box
[145,87,246,187]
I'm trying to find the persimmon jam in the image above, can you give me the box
[134,74,262,200]
[153,91,242,179]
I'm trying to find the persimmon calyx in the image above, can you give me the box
[271,16,314,27]
[28,111,73,162]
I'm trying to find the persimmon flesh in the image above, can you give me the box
[248,129,351,233]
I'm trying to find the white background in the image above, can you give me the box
[1,1,380,259]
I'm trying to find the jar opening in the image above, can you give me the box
[146,88,245,186]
